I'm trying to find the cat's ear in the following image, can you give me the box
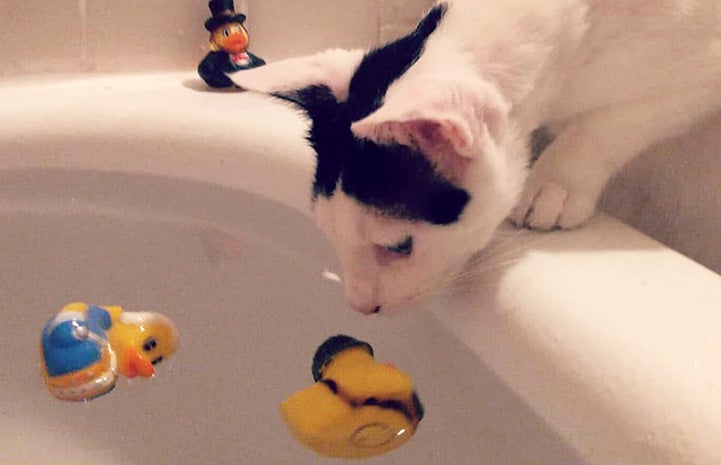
[351,76,509,178]
[230,48,365,101]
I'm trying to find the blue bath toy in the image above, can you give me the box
[40,302,179,401]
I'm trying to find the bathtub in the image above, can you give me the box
[1,73,720,465]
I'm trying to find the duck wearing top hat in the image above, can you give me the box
[198,0,266,88]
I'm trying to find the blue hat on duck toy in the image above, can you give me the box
[204,0,247,32]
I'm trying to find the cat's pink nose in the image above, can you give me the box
[345,280,380,314]
[349,302,382,315]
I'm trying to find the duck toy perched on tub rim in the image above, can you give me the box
[40,302,179,401]
[198,0,266,88]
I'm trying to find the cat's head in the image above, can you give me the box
[231,17,527,313]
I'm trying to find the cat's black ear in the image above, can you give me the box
[351,75,509,181]
[270,84,341,120]
[230,48,364,101]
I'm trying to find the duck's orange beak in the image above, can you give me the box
[219,35,248,53]
[122,347,155,378]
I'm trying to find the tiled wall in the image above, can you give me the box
[0,0,432,75]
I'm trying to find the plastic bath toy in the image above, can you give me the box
[40,302,179,401]
[280,335,424,458]
[198,0,265,88]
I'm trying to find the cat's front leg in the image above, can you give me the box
[511,92,715,230]
[510,116,612,230]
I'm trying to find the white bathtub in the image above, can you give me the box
[1,73,720,465]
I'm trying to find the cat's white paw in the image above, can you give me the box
[510,177,598,230]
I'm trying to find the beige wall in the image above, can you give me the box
[0,0,432,75]
[602,115,721,274]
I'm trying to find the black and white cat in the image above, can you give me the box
[231,0,721,313]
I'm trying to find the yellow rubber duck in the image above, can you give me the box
[104,305,179,379]
[40,302,179,401]
[280,335,424,458]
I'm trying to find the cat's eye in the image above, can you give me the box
[386,236,413,256]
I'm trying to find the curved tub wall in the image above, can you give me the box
[0,74,314,214]
[2,73,721,465]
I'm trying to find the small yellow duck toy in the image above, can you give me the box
[40,302,179,401]
[280,335,424,458]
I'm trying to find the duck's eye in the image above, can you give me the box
[151,356,164,365]
[142,337,158,352]
[386,236,413,256]
[222,28,231,37]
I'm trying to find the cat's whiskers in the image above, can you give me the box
[400,227,553,307]
[446,228,553,292]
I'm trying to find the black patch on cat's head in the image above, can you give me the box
[273,3,468,225]
[345,3,448,122]
[273,85,348,198]
[341,140,470,225]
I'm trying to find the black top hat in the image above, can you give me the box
[204,0,247,31]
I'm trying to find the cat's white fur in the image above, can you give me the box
[232,0,721,312]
